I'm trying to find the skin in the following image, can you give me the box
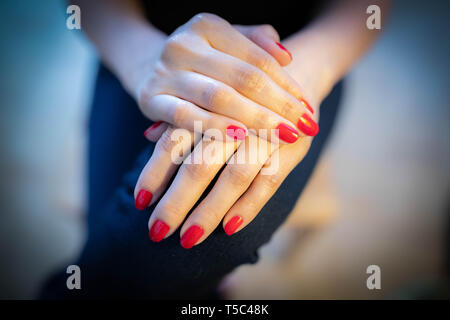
[78,0,390,248]
[135,16,314,144]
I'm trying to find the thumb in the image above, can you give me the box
[234,24,292,66]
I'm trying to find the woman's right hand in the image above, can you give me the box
[134,13,318,144]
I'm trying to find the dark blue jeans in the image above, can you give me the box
[41,65,343,299]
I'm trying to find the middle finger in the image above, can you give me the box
[147,135,240,242]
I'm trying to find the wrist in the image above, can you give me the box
[282,33,340,108]
[101,22,167,100]
[120,36,166,100]
[287,61,335,109]
[286,60,336,109]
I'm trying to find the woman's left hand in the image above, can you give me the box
[134,88,320,248]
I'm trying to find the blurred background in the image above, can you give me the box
[0,0,449,299]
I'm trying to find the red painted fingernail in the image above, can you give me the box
[300,99,314,114]
[297,114,319,136]
[180,225,204,249]
[149,219,170,242]
[276,123,299,143]
[226,125,247,141]
[224,216,243,236]
[144,121,163,137]
[135,189,153,210]
[276,42,292,59]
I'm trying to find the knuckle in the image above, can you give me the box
[191,12,220,27]
[157,127,180,153]
[253,110,271,129]
[280,100,296,117]
[162,35,194,61]
[138,168,163,190]
[239,196,260,214]
[201,82,229,108]
[258,56,274,74]
[159,201,185,219]
[208,210,224,224]
[259,24,278,39]
[184,162,212,180]
[247,24,279,44]
[246,27,261,42]
[227,164,254,185]
[261,172,281,190]
[171,102,190,126]
[198,206,223,225]
[138,92,161,120]
[137,85,153,108]
[260,24,277,34]
[283,81,299,97]
[192,12,209,23]
[153,61,169,79]
[164,36,184,53]
[237,68,266,93]
[249,53,274,74]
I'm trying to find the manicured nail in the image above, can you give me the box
[144,121,163,137]
[135,189,153,210]
[224,216,243,236]
[180,225,204,249]
[276,123,299,143]
[276,42,292,59]
[300,99,314,114]
[149,219,170,242]
[226,125,247,141]
[297,114,319,136]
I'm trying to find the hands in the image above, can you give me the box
[136,124,315,248]
[80,0,383,249]
[133,13,318,145]
[132,14,327,248]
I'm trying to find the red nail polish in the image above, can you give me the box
[144,121,163,137]
[149,219,170,242]
[224,216,243,236]
[300,99,314,114]
[297,114,319,136]
[226,125,247,141]
[135,189,153,210]
[276,123,299,143]
[180,225,204,249]
[276,42,292,59]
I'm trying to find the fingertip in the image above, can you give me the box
[275,123,300,144]
[144,121,162,135]
[274,42,292,66]
[135,189,153,210]
[226,125,247,141]
[144,121,168,141]
[300,99,314,114]
[149,219,170,242]
[180,225,204,249]
[275,42,292,59]
[224,215,244,236]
